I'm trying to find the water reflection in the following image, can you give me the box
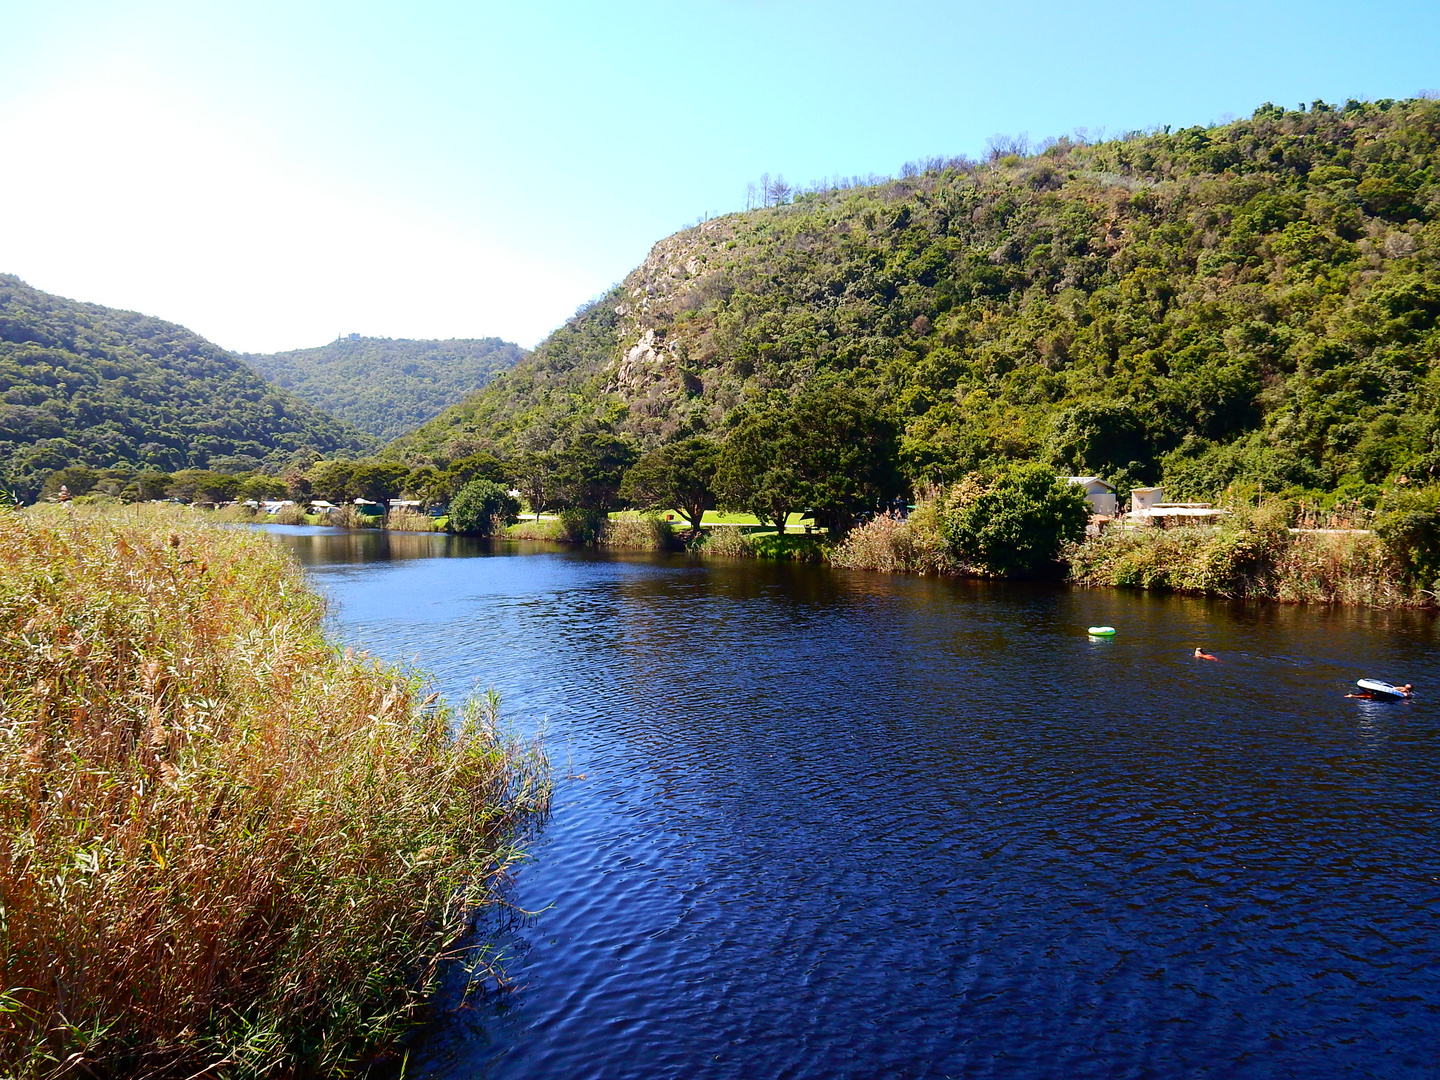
[262,529,1440,1080]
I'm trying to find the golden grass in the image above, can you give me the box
[384,508,439,532]
[830,500,959,576]
[0,506,548,1078]
[1067,508,1423,606]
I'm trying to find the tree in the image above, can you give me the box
[350,462,411,502]
[238,474,287,501]
[1046,402,1153,488]
[551,432,637,511]
[166,470,238,505]
[620,438,719,535]
[790,385,901,535]
[282,467,312,502]
[716,387,901,535]
[716,398,806,532]
[307,460,357,502]
[444,452,509,494]
[513,451,557,520]
[129,470,173,502]
[447,479,520,536]
[941,462,1090,576]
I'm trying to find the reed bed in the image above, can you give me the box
[207,503,260,523]
[384,508,440,532]
[1067,507,1423,606]
[696,525,755,557]
[506,518,564,541]
[0,506,548,1079]
[601,516,678,551]
[831,500,959,576]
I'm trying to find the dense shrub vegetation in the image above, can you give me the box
[1067,504,1416,606]
[447,478,520,536]
[246,336,526,441]
[387,98,1440,514]
[0,508,548,1077]
[0,277,372,501]
[940,463,1091,575]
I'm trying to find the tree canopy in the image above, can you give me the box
[942,463,1092,576]
[0,276,372,501]
[382,98,1440,511]
[246,336,525,442]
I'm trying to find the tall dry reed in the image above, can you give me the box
[0,506,548,1078]
[385,508,439,532]
[1067,506,1423,606]
[601,516,678,551]
[830,499,958,575]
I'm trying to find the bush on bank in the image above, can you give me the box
[941,464,1092,577]
[1067,503,1419,605]
[447,479,519,537]
[831,497,959,575]
[0,507,548,1079]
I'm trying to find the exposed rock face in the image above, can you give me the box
[607,218,732,400]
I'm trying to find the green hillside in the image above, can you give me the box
[245,336,526,441]
[0,276,374,501]
[387,97,1440,504]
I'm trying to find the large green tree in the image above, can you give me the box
[716,399,807,532]
[942,463,1091,576]
[620,438,720,534]
[446,479,520,536]
[791,385,901,534]
[551,432,637,511]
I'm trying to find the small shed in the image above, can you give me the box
[1130,487,1164,513]
[1064,476,1118,517]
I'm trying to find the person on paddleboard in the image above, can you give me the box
[1346,682,1412,699]
[1194,647,1219,661]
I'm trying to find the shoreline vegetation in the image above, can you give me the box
[182,471,1439,608]
[0,506,549,1079]
[204,485,1435,608]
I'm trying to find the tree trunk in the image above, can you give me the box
[684,503,705,539]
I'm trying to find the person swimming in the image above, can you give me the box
[1194,647,1219,661]
[1346,682,1413,699]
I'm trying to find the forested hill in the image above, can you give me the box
[386,98,1440,502]
[245,336,526,441]
[0,277,374,500]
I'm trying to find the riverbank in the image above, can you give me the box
[0,506,549,1078]
[220,497,1435,609]
[835,497,1435,609]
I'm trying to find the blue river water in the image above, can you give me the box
[265,527,1440,1080]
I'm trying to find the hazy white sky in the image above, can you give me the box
[1,0,1436,353]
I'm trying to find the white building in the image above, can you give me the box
[1064,476,1118,517]
[1125,486,1229,526]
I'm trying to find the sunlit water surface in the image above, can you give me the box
[265,527,1440,1080]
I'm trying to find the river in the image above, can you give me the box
[266,526,1440,1080]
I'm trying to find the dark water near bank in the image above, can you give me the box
[267,527,1440,1080]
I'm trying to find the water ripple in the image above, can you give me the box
[263,531,1440,1079]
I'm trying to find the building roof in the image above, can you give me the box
[1127,506,1228,519]
[1064,476,1115,491]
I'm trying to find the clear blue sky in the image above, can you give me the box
[1,0,1436,352]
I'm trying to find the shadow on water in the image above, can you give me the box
[260,529,1440,1080]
